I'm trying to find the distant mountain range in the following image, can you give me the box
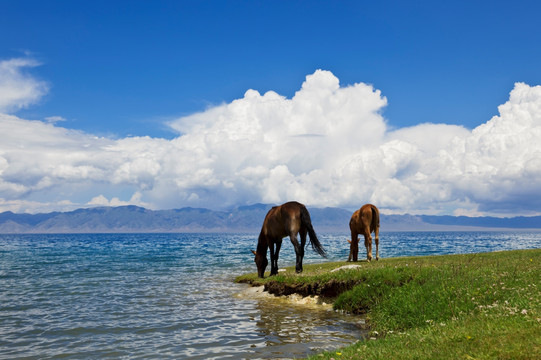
[0,204,540,234]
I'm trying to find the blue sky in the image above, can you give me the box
[3,0,540,137]
[1,1,541,216]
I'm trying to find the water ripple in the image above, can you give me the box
[1,232,540,359]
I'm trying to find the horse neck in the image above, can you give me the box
[256,232,268,254]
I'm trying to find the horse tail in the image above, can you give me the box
[300,206,327,258]
[371,204,380,231]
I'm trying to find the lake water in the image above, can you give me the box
[1,231,540,359]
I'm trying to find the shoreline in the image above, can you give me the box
[235,263,369,301]
[234,284,335,310]
[235,249,541,359]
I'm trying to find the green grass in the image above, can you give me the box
[235,249,541,359]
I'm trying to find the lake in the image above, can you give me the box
[1,231,540,359]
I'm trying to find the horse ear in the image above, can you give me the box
[251,250,257,256]
[347,239,352,244]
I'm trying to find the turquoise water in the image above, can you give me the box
[1,232,540,359]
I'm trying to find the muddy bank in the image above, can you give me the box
[263,278,360,298]
[235,285,335,310]
[236,264,364,300]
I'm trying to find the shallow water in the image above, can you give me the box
[1,232,540,359]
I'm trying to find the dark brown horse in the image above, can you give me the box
[251,201,327,278]
[347,204,380,262]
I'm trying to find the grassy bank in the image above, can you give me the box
[235,249,541,359]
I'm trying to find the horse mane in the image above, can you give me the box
[256,231,268,255]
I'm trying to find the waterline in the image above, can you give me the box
[1,232,540,359]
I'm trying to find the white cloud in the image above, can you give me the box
[164,70,389,208]
[44,116,66,123]
[0,198,79,214]
[0,57,49,113]
[442,83,541,214]
[372,82,541,216]
[1,69,541,216]
[87,192,148,208]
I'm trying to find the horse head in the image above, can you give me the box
[347,238,360,262]
[251,250,268,278]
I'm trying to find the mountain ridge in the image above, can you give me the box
[0,205,540,234]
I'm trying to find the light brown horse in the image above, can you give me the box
[251,201,327,278]
[347,204,380,262]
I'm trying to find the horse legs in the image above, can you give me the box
[273,240,281,275]
[374,226,380,261]
[363,230,373,262]
[290,234,304,273]
[299,229,308,272]
[348,231,359,262]
[268,242,276,276]
[300,228,307,249]
[269,240,282,276]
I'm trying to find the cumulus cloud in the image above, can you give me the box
[166,70,388,207]
[1,68,541,216]
[0,57,49,112]
[444,83,541,214]
[374,82,541,216]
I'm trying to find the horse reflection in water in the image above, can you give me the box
[251,201,327,278]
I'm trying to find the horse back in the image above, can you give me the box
[262,201,303,238]
[350,204,379,233]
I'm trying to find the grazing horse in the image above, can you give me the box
[251,201,327,278]
[347,204,380,262]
